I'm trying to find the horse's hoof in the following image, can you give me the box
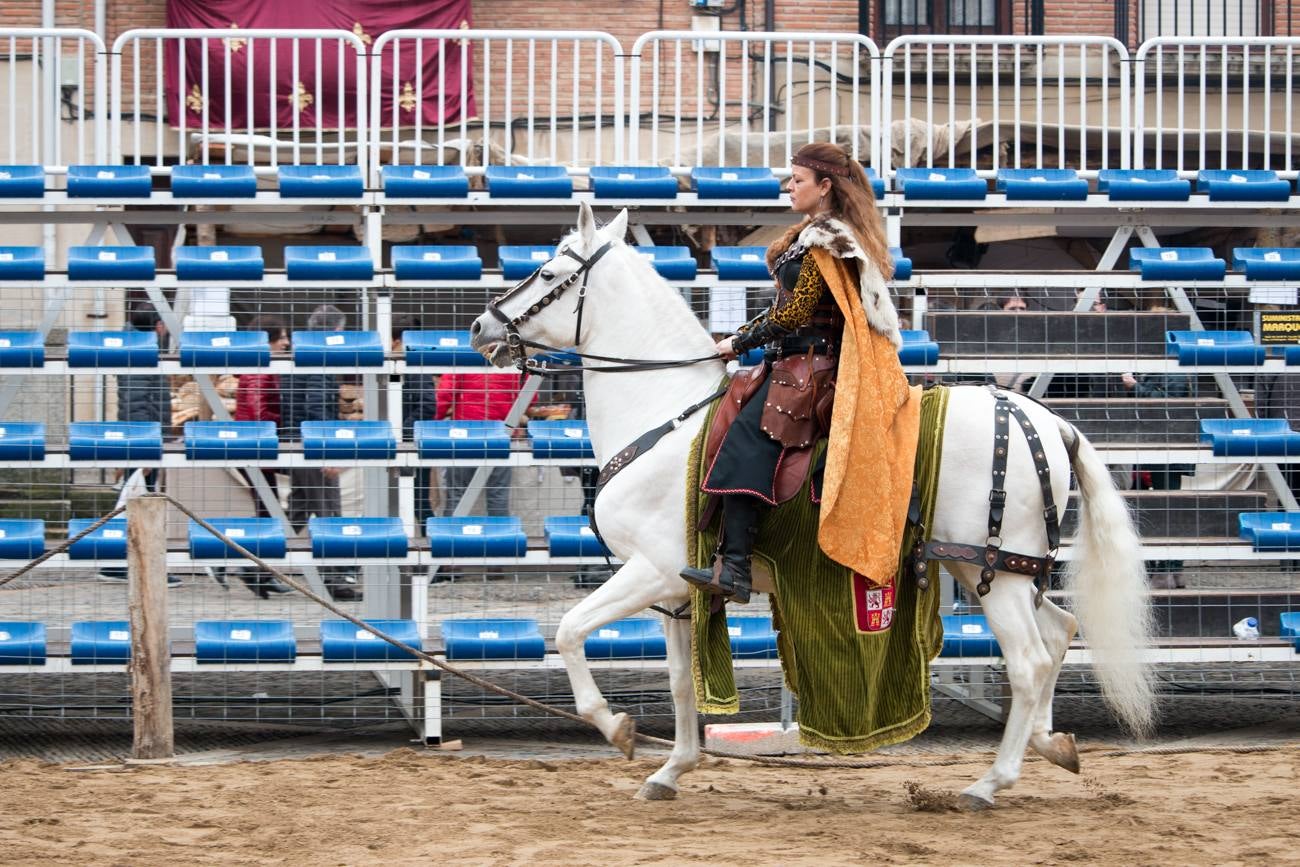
[956,792,994,812]
[1044,732,1080,774]
[610,712,636,760]
[635,781,677,801]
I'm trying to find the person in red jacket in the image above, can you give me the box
[231,315,292,598]
[435,371,529,516]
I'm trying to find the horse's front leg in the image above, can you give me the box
[555,553,680,758]
[636,609,699,801]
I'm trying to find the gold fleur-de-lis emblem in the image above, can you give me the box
[352,22,372,45]
[399,81,417,113]
[287,81,314,113]
[224,23,245,54]
[186,84,206,113]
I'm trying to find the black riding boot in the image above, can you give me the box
[680,495,763,604]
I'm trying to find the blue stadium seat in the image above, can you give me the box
[310,517,408,559]
[442,618,545,661]
[0,519,44,559]
[1286,346,1300,366]
[996,168,1088,201]
[1197,169,1292,202]
[0,332,43,367]
[0,165,45,198]
[67,330,158,368]
[1166,330,1265,365]
[889,246,912,280]
[71,621,132,665]
[544,516,609,557]
[0,622,45,664]
[536,348,581,367]
[895,167,987,200]
[584,618,666,660]
[499,245,556,279]
[589,166,678,199]
[414,420,511,459]
[527,420,593,458]
[175,245,264,281]
[179,331,271,367]
[426,516,527,557]
[321,619,422,661]
[195,620,296,663]
[1129,247,1226,281]
[898,330,940,365]
[391,245,483,280]
[68,246,156,281]
[691,166,780,199]
[68,422,162,461]
[0,423,44,460]
[278,164,364,198]
[184,421,279,460]
[381,164,470,198]
[67,164,152,198]
[67,517,127,559]
[292,330,385,367]
[631,246,697,280]
[940,615,1002,657]
[0,246,45,280]
[170,164,258,198]
[1199,418,1300,457]
[189,517,287,559]
[1280,612,1300,639]
[1097,169,1191,201]
[865,167,886,199]
[284,245,374,281]
[1238,512,1300,552]
[402,330,482,366]
[300,421,396,460]
[711,246,770,280]
[485,165,572,198]
[728,616,778,659]
[1232,247,1300,281]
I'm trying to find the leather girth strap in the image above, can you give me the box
[907,389,1061,608]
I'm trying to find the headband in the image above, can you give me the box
[791,154,852,178]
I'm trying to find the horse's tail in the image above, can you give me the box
[1057,419,1157,737]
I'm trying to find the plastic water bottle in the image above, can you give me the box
[1232,617,1260,641]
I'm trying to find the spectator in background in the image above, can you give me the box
[993,293,1031,392]
[435,369,529,516]
[230,315,292,598]
[1000,294,1028,312]
[281,304,360,602]
[390,314,439,527]
[98,306,180,587]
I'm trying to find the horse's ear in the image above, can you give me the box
[604,208,628,242]
[577,201,597,247]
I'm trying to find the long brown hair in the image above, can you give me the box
[766,142,894,280]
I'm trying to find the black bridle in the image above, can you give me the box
[484,239,722,375]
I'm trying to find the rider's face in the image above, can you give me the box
[787,165,831,216]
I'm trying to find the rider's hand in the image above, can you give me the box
[715,336,739,360]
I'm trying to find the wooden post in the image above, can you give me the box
[127,494,173,760]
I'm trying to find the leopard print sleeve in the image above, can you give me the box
[769,254,827,330]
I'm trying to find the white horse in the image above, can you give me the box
[470,203,1155,810]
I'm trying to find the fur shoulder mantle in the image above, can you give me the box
[797,215,903,348]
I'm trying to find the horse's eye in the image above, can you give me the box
[540,269,555,281]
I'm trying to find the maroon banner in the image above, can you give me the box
[163,0,475,131]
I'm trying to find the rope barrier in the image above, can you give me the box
[0,504,126,589]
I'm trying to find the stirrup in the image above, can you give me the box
[679,562,751,605]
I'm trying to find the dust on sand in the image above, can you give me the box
[0,745,1294,865]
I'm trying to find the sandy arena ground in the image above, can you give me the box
[0,744,1295,865]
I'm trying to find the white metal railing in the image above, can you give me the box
[628,31,879,173]
[0,28,106,169]
[370,29,624,180]
[881,35,1131,178]
[110,28,369,174]
[1134,36,1300,179]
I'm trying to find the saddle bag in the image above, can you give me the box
[760,352,838,449]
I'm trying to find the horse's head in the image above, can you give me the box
[471,202,628,369]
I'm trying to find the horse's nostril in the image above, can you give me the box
[469,321,481,337]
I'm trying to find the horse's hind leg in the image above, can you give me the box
[949,564,1054,811]
[636,611,700,801]
[1027,596,1081,773]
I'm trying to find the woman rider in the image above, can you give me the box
[680,141,904,604]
